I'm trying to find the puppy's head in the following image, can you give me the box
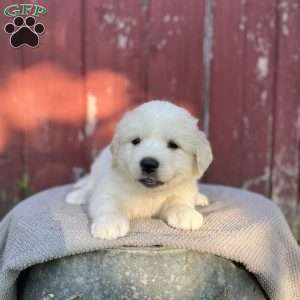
[110,101,212,189]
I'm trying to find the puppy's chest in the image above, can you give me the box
[122,194,166,219]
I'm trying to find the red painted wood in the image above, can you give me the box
[21,0,86,191]
[208,0,277,197]
[240,0,277,196]
[271,0,300,227]
[0,0,24,214]
[207,0,245,186]
[146,0,205,122]
[84,0,148,160]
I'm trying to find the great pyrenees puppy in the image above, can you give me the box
[66,101,213,240]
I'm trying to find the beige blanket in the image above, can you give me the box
[0,184,299,300]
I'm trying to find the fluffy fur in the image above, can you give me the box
[66,101,213,240]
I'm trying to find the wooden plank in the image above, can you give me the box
[0,0,24,216]
[207,0,245,186]
[21,0,86,192]
[146,0,205,122]
[240,0,277,196]
[209,0,277,196]
[84,0,148,160]
[112,0,149,104]
[271,0,300,234]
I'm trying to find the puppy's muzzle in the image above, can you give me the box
[140,157,159,174]
[139,157,163,188]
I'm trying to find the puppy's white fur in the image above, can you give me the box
[66,101,213,240]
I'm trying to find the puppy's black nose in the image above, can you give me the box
[140,157,159,174]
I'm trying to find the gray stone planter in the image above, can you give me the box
[19,247,267,300]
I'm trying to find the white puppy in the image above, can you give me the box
[66,101,213,240]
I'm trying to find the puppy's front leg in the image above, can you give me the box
[89,196,129,240]
[159,198,204,230]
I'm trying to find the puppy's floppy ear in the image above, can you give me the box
[110,133,120,168]
[194,130,213,178]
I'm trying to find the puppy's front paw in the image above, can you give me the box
[165,206,203,230]
[195,193,209,206]
[65,190,85,205]
[91,213,129,240]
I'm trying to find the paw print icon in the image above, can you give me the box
[4,16,45,48]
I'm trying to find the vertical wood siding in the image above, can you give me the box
[0,0,299,237]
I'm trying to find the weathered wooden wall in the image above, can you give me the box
[0,0,299,238]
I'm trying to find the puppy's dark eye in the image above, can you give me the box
[168,141,179,150]
[131,138,141,145]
